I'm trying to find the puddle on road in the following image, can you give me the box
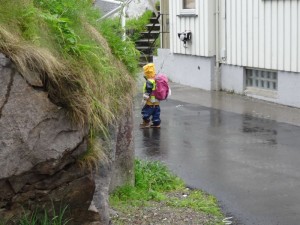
[242,114,278,145]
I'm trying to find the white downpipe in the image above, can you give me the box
[121,5,126,40]
[214,0,221,90]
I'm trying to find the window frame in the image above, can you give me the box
[179,0,197,16]
[244,68,278,99]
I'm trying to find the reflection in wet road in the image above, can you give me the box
[134,99,300,225]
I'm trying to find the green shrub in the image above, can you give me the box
[98,17,140,75]
[126,10,153,42]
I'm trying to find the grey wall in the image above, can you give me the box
[221,64,244,94]
[154,49,215,91]
[155,49,300,108]
[277,72,300,107]
[221,64,300,108]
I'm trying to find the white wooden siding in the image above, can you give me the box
[222,0,300,73]
[169,0,215,56]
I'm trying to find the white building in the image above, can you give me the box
[94,0,156,18]
[155,0,300,108]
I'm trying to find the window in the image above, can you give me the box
[183,0,195,9]
[246,69,277,90]
[179,0,197,16]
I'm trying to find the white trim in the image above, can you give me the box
[179,0,196,15]
[100,0,122,5]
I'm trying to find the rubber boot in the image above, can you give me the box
[140,121,150,129]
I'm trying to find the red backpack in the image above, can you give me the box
[152,74,170,101]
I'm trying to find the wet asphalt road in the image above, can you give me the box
[134,82,300,225]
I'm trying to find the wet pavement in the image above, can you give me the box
[134,82,300,225]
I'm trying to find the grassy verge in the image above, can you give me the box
[110,159,224,225]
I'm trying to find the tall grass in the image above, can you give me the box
[1,205,70,225]
[125,10,153,42]
[97,17,140,75]
[0,0,138,167]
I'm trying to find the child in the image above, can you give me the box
[140,63,161,128]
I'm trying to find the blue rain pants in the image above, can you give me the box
[141,105,161,126]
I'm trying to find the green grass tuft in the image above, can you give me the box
[166,190,223,217]
[134,159,185,192]
[110,159,185,205]
[1,204,70,225]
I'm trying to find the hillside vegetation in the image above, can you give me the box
[0,0,139,164]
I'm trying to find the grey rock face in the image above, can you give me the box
[0,52,135,225]
[0,53,86,178]
[0,53,96,223]
[92,106,135,225]
[110,107,134,190]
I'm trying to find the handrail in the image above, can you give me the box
[146,12,161,56]
[159,13,169,48]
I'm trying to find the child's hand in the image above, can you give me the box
[143,93,149,100]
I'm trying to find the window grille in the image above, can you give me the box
[246,69,277,90]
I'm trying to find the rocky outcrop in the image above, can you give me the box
[93,108,135,224]
[0,53,134,224]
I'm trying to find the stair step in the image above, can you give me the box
[140,31,160,39]
[136,9,160,66]
[139,61,148,67]
[136,46,155,54]
[150,17,159,23]
[146,24,160,31]
[136,46,153,50]
[139,58,154,66]
[140,54,153,62]
[135,39,156,46]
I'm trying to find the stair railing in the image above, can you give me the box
[146,12,161,56]
[160,13,169,48]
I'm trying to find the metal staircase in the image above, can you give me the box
[135,12,160,67]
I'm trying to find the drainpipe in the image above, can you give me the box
[121,5,126,41]
[214,0,221,91]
